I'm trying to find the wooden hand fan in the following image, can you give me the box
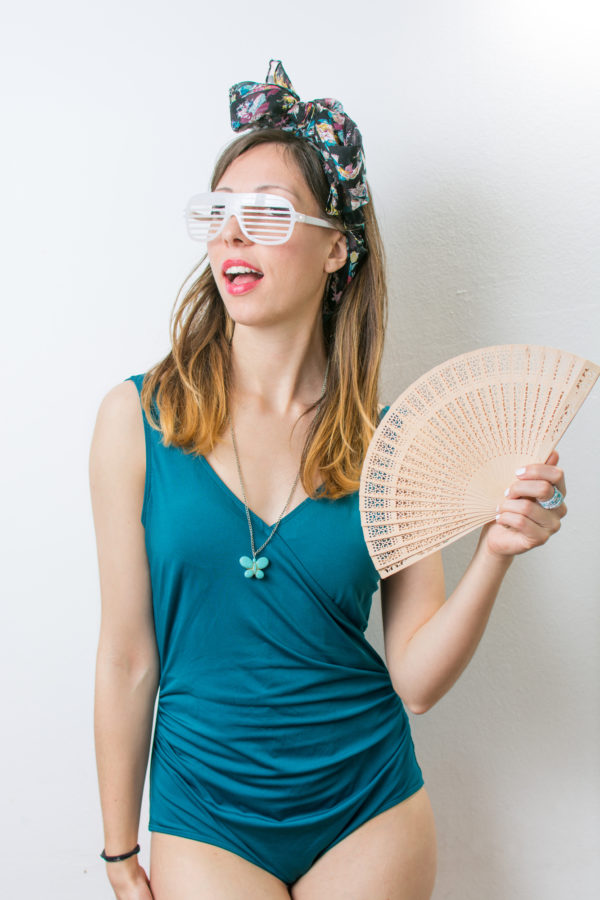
[359,344,599,577]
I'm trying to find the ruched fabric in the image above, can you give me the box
[126,374,424,885]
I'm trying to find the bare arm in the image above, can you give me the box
[90,379,159,896]
[382,452,567,714]
[382,535,512,714]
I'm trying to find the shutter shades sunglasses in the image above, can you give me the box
[183,192,339,245]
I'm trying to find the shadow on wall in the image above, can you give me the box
[378,170,547,394]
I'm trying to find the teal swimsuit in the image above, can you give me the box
[127,373,423,886]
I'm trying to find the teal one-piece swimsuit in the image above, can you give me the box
[126,373,424,886]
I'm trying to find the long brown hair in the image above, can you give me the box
[140,128,388,500]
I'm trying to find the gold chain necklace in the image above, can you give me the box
[229,358,330,579]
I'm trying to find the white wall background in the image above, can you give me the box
[2,1,599,897]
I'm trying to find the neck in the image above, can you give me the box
[228,322,329,416]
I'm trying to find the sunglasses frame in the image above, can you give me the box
[183,191,339,245]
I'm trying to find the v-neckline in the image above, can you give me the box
[200,455,319,530]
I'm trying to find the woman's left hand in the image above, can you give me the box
[482,450,568,560]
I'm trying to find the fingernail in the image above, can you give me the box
[515,467,526,475]
[504,488,510,496]
[496,504,499,512]
[495,514,500,521]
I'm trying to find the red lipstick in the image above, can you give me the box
[221,258,264,295]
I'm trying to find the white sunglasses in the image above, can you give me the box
[183,192,338,245]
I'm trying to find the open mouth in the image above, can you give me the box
[223,264,264,286]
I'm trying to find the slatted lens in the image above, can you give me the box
[187,201,226,241]
[186,195,295,244]
[240,203,292,243]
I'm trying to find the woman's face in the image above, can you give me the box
[207,142,346,330]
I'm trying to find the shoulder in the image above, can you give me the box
[90,378,146,481]
[95,378,144,432]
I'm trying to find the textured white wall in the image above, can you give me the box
[2,1,598,897]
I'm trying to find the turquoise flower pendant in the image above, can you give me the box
[240,555,270,579]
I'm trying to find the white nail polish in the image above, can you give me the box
[515,467,526,475]
[504,488,509,496]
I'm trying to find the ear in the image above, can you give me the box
[324,231,347,274]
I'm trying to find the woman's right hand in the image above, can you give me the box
[106,857,154,899]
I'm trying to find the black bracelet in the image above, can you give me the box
[100,843,140,862]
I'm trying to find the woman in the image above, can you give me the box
[90,62,567,900]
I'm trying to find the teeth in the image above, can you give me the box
[225,265,262,276]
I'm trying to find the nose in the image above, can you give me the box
[218,212,251,245]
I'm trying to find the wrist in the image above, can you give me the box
[476,525,515,569]
[101,842,140,863]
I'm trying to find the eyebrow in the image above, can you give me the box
[215,184,300,201]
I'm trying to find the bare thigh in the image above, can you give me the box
[149,832,291,900]
[290,786,437,900]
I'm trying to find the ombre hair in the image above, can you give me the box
[140,128,388,500]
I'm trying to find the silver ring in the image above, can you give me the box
[538,486,564,509]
